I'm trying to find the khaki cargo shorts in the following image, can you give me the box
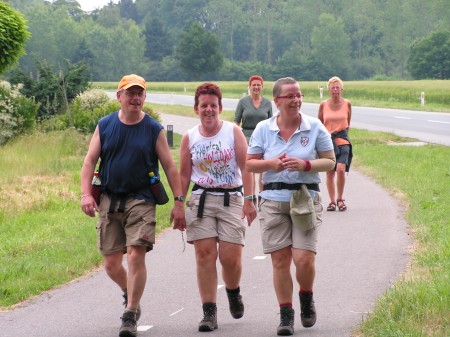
[185,193,246,245]
[96,193,156,254]
[258,191,323,254]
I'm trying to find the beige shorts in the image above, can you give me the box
[185,193,246,245]
[258,192,323,254]
[96,193,156,254]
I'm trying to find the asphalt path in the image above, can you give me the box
[0,113,411,337]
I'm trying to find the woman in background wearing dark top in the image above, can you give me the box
[234,75,273,203]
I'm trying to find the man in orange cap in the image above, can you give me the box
[80,74,186,337]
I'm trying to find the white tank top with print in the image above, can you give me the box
[188,121,242,193]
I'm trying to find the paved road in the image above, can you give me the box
[0,113,410,337]
[147,93,450,146]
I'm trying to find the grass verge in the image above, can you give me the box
[350,130,449,337]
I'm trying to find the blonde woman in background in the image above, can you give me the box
[318,76,353,212]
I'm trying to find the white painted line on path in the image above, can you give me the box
[170,308,185,316]
[394,116,411,119]
[217,284,224,289]
[253,255,267,260]
[137,325,153,331]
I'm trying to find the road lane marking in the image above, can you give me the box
[253,255,267,260]
[137,325,153,331]
[218,284,224,289]
[427,120,450,124]
[170,308,184,316]
[393,116,411,119]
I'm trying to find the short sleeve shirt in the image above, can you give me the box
[234,96,273,138]
[248,112,333,202]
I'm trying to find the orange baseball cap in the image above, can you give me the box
[118,74,146,90]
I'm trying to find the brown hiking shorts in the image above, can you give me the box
[96,193,156,254]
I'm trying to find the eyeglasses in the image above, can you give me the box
[329,86,342,91]
[276,93,304,100]
[121,90,146,98]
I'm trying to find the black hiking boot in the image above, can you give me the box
[123,292,141,321]
[226,287,244,319]
[277,306,294,336]
[119,310,137,337]
[300,292,316,328]
[198,303,218,332]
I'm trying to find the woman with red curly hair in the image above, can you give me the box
[234,75,273,204]
[180,82,257,332]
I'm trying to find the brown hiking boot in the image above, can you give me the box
[198,303,218,332]
[119,310,137,337]
[300,293,316,328]
[226,288,244,319]
[277,306,294,336]
[123,292,141,321]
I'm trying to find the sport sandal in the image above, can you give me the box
[327,202,336,211]
[337,199,347,211]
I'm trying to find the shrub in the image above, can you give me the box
[0,80,38,145]
[75,89,110,111]
[39,89,161,134]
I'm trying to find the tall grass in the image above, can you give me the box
[0,130,100,306]
[0,130,181,308]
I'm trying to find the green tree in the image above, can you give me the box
[343,0,383,78]
[94,4,121,28]
[52,0,84,19]
[176,21,224,80]
[143,16,172,61]
[10,60,90,119]
[274,43,308,80]
[118,0,139,23]
[408,30,450,79]
[0,2,30,75]
[310,13,351,79]
[18,2,83,76]
[207,0,249,61]
[82,20,147,81]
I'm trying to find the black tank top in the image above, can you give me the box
[98,111,163,201]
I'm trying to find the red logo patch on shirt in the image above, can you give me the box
[301,137,309,147]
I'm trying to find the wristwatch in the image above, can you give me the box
[174,195,185,202]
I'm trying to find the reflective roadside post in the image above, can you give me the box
[420,92,425,106]
[167,124,173,148]
[319,86,324,99]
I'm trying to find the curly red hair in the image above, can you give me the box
[194,82,222,109]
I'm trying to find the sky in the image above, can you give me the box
[76,0,119,12]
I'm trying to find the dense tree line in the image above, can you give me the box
[5,0,450,81]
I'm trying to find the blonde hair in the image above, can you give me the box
[327,76,343,90]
